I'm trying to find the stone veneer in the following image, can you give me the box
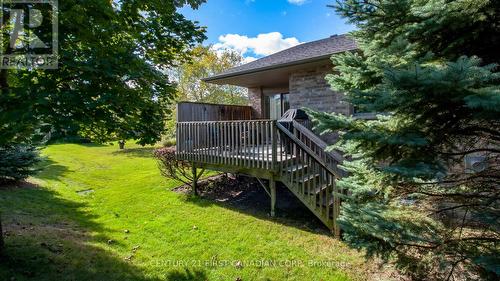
[289,65,352,115]
[246,64,352,119]
[248,87,263,118]
[245,64,351,144]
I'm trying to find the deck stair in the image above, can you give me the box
[275,122,343,236]
[176,119,344,236]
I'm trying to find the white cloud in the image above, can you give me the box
[242,56,258,64]
[287,0,308,5]
[213,32,302,57]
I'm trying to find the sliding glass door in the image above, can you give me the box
[265,93,290,120]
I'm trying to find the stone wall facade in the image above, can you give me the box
[248,87,263,118]
[246,65,353,120]
[289,65,352,115]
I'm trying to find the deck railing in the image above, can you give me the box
[291,121,346,177]
[176,120,278,170]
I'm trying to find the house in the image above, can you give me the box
[204,34,357,120]
[176,35,357,237]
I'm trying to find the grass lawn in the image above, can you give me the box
[0,142,375,281]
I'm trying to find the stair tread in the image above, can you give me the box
[303,183,332,195]
[316,196,336,206]
[293,173,320,183]
[285,164,308,173]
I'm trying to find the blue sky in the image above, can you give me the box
[181,0,354,61]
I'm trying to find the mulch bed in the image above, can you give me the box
[173,174,259,201]
[0,180,39,190]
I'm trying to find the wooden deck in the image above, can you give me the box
[186,145,294,176]
[191,145,289,163]
[176,118,345,236]
[177,120,282,178]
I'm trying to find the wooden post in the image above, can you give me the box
[271,121,277,171]
[270,121,278,218]
[192,163,199,196]
[270,179,276,217]
[333,180,341,239]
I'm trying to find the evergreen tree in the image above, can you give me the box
[309,1,499,279]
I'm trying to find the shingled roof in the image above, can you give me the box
[204,34,357,82]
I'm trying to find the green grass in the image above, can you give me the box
[0,142,372,281]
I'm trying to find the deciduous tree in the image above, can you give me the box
[1,0,207,146]
[174,45,248,105]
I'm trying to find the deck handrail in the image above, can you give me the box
[276,123,342,179]
[292,120,344,163]
[291,121,347,178]
[177,119,274,124]
[176,120,279,171]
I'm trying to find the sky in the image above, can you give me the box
[181,0,355,62]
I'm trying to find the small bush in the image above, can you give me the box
[154,147,204,195]
[161,137,176,147]
[0,145,40,183]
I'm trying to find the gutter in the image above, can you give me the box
[202,49,357,83]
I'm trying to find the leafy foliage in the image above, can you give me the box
[163,45,248,139]
[0,145,40,183]
[0,0,207,146]
[174,45,248,105]
[309,0,500,279]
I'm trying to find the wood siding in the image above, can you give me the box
[177,102,254,122]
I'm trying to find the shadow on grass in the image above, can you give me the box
[180,176,330,235]
[111,147,156,158]
[47,142,109,148]
[36,157,71,181]
[0,184,203,281]
[165,268,208,281]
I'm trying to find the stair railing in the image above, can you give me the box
[276,122,342,237]
[291,120,347,177]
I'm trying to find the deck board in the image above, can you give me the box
[186,145,292,164]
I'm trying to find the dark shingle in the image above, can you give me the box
[205,34,357,81]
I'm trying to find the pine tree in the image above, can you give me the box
[309,1,500,279]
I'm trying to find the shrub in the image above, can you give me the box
[0,145,40,183]
[154,147,204,195]
[161,137,176,147]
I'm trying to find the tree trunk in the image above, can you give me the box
[0,69,9,90]
[192,164,198,196]
[0,214,4,256]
